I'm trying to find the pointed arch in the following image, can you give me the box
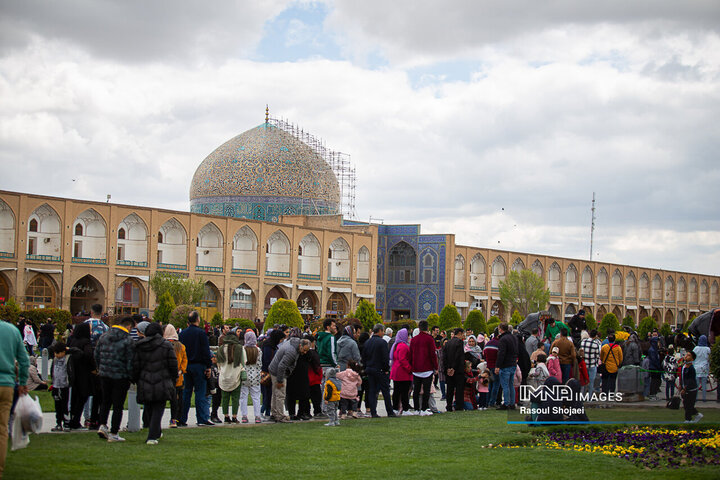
[157,218,187,267]
[0,198,15,255]
[389,241,416,285]
[232,226,258,272]
[196,223,224,270]
[711,281,718,305]
[548,262,561,295]
[195,281,221,320]
[117,213,147,265]
[596,267,608,297]
[511,258,525,272]
[25,273,58,309]
[665,276,675,302]
[471,253,486,289]
[688,278,698,303]
[357,245,370,282]
[298,233,321,277]
[639,273,650,300]
[491,256,507,289]
[72,208,107,261]
[115,277,145,315]
[454,254,466,287]
[581,266,593,296]
[328,237,351,281]
[677,277,687,303]
[625,271,637,298]
[700,279,709,304]
[70,274,105,315]
[230,283,255,319]
[266,230,291,275]
[564,264,578,296]
[611,269,622,299]
[531,259,543,278]
[27,203,62,258]
[652,274,662,301]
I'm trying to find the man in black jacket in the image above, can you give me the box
[179,311,213,426]
[494,323,518,410]
[361,324,397,418]
[442,328,466,412]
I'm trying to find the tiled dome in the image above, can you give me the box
[189,122,340,221]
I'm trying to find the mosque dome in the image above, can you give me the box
[189,120,340,222]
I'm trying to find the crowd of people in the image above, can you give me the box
[1,306,715,461]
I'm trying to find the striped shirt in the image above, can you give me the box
[580,338,601,367]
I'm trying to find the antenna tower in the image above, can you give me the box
[589,192,596,260]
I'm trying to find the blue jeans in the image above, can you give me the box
[498,366,516,406]
[488,371,501,407]
[586,366,597,396]
[560,364,572,383]
[182,363,209,424]
[698,376,708,402]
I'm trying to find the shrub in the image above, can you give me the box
[0,298,21,324]
[211,311,224,327]
[153,291,176,324]
[598,313,620,338]
[169,305,195,330]
[265,299,303,331]
[585,312,597,331]
[464,310,486,336]
[426,313,440,329]
[354,299,381,332]
[20,308,72,335]
[225,318,256,331]
[438,304,462,332]
[510,311,523,326]
[622,315,635,329]
[659,323,672,338]
[383,319,419,333]
[486,322,500,336]
[638,317,657,341]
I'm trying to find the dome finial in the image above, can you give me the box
[265,104,269,124]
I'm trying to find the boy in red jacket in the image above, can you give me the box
[409,320,439,414]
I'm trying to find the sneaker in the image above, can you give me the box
[51,424,64,432]
[276,416,293,423]
[224,416,232,424]
[255,417,262,424]
[197,420,215,426]
[333,421,340,426]
[146,439,159,445]
[176,421,188,427]
[692,412,704,423]
[169,419,178,428]
[107,434,125,442]
[231,417,240,424]
[497,405,508,410]
[402,410,415,416]
[210,416,222,424]
[241,416,249,424]
[350,412,358,419]
[97,424,109,440]
[324,422,334,426]
[420,409,433,416]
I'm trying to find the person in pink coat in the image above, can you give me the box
[336,360,363,419]
[547,346,562,382]
[389,329,412,414]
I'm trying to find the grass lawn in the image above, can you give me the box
[5,409,720,479]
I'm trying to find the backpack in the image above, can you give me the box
[666,396,681,410]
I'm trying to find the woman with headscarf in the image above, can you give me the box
[163,324,187,428]
[216,324,246,423]
[693,335,711,402]
[622,333,642,366]
[464,335,483,368]
[476,333,486,350]
[239,330,263,423]
[337,325,361,371]
[286,332,311,420]
[389,328,412,414]
[260,329,285,420]
[66,322,95,429]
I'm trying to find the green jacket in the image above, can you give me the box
[0,321,29,387]
[316,331,337,366]
[544,321,569,342]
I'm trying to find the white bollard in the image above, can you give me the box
[126,384,141,432]
[41,348,50,380]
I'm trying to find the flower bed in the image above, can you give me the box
[489,428,720,469]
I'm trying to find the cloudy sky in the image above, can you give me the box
[1,0,719,275]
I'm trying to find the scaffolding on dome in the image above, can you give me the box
[269,117,357,219]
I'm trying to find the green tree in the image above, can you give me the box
[659,323,672,338]
[498,270,550,318]
[622,315,635,329]
[0,297,21,324]
[353,299,381,332]
[168,304,196,330]
[585,312,597,331]
[638,317,657,340]
[510,311,523,326]
[486,321,500,335]
[438,304,462,332]
[598,313,620,338]
[149,272,205,306]
[211,311,224,327]
[426,313,440,329]
[153,291,176,324]
[265,299,303,330]
[464,310,486,335]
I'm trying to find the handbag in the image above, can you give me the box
[666,396,681,410]
[260,371,272,386]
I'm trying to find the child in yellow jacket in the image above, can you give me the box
[323,368,341,426]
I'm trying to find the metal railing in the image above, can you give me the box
[72,257,106,264]
[26,254,61,262]
[197,265,223,273]
[157,262,187,271]
[116,260,148,267]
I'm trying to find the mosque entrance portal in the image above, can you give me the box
[391,309,411,321]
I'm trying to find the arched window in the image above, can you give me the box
[25,275,56,309]
[118,228,126,240]
[115,278,143,315]
[471,254,486,289]
[454,254,465,287]
[298,233,321,277]
[596,268,608,297]
[388,242,416,285]
[491,256,506,289]
[29,218,38,232]
[565,264,578,296]
[157,232,163,244]
[549,262,561,294]
[75,224,83,236]
[357,246,370,282]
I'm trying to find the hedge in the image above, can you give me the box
[225,318,256,331]
[20,308,73,336]
[464,310,486,336]
[438,304,462,332]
